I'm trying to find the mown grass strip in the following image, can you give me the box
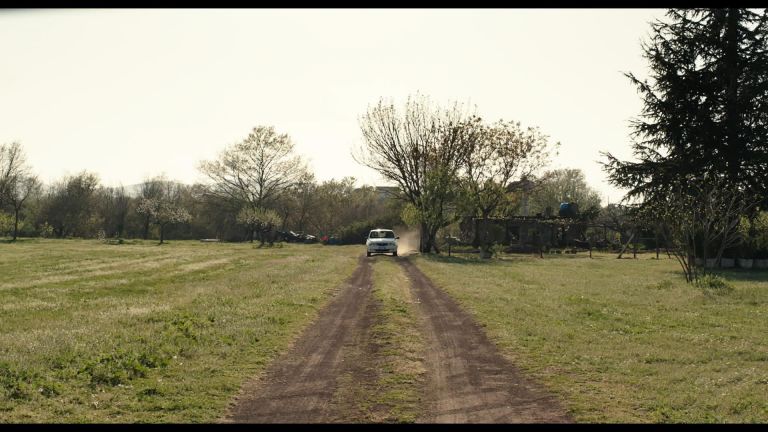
[365,257,427,423]
[0,240,360,423]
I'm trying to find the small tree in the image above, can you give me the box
[0,142,27,209]
[136,180,191,245]
[6,175,41,241]
[460,120,554,258]
[657,177,757,283]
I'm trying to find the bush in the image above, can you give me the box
[696,274,734,294]
[38,222,54,238]
[335,215,402,245]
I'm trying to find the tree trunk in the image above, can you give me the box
[725,8,740,180]
[159,225,164,245]
[430,225,441,254]
[143,217,150,240]
[480,212,492,258]
[12,207,19,241]
[419,221,429,253]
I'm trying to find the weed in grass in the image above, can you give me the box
[697,274,734,295]
[648,280,674,290]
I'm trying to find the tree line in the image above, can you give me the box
[0,133,404,245]
[1,126,605,249]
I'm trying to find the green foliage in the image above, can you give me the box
[337,214,402,245]
[752,212,768,258]
[696,274,734,294]
[527,169,601,217]
[0,212,12,236]
[38,221,54,238]
[400,203,420,228]
[603,8,768,205]
[80,349,168,387]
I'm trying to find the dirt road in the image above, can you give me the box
[224,255,572,423]
[223,256,377,423]
[399,258,571,423]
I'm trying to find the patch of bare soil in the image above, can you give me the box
[222,256,378,423]
[398,258,573,423]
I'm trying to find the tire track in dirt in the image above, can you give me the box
[398,258,572,423]
[223,256,377,423]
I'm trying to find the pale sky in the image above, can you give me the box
[0,8,664,204]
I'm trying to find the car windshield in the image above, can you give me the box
[369,231,395,239]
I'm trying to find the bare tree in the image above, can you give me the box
[461,120,554,257]
[199,126,309,210]
[355,95,474,253]
[274,172,317,233]
[658,177,758,283]
[138,178,165,240]
[99,185,131,238]
[0,142,28,209]
[6,175,41,241]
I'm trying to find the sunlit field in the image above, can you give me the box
[0,239,360,422]
[413,252,768,423]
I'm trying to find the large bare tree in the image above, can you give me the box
[199,126,309,213]
[355,95,474,253]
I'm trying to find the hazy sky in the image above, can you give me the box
[0,8,664,204]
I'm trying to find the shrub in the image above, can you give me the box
[696,274,734,294]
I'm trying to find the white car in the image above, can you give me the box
[366,229,399,257]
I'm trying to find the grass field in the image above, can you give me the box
[4,239,768,423]
[412,252,768,423]
[0,239,360,423]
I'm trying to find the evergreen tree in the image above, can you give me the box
[604,8,768,206]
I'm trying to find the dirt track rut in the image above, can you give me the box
[224,255,572,423]
[399,258,572,423]
[224,256,375,423]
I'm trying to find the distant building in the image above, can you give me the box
[374,186,400,203]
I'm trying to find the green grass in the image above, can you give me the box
[412,251,768,423]
[366,258,426,423]
[0,239,361,423]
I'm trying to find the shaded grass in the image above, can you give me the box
[412,252,768,423]
[0,239,361,423]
